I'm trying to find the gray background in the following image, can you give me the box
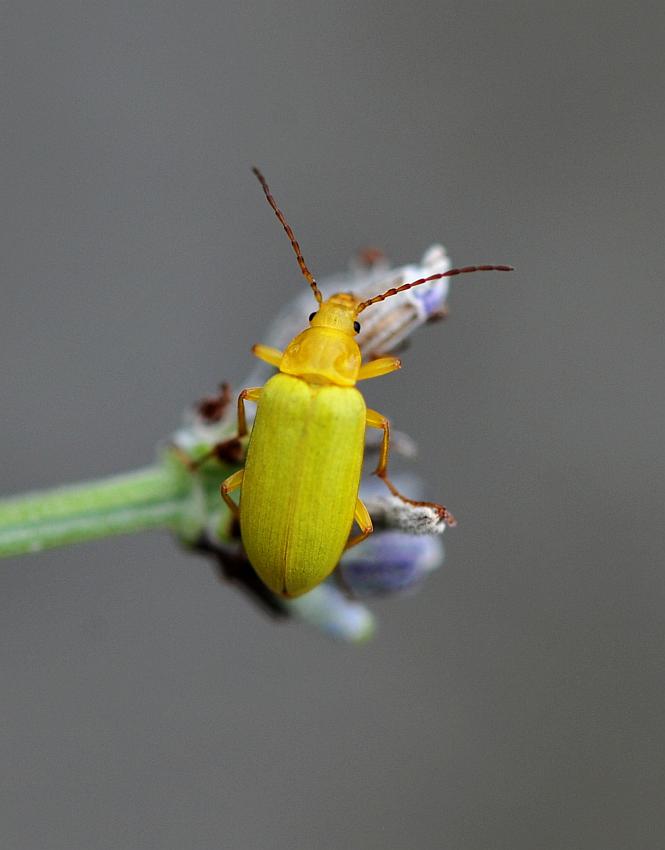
[1,2,663,848]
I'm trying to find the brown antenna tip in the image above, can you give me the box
[252,167,323,304]
[356,264,514,312]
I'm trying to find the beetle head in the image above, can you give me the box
[308,293,360,337]
[279,293,362,386]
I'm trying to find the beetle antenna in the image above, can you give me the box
[252,167,323,304]
[355,265,514,312]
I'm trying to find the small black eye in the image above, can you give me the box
[353,321,361,333]
[308,312,317,321]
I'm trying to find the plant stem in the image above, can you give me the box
[0,463,191,557]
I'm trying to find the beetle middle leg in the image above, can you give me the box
[234,386,262,436]
[365,408,457,526]
[188,386,262,470]
[345,497,373,550]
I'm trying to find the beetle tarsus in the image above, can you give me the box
[376,470,457,527]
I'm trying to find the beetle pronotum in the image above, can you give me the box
[218,169,512,598]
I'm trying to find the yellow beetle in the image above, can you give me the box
[219,168,512,598]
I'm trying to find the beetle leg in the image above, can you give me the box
[221,468,244,518]
[188,387,262,470]
[345,497,374,549]
[357,356,401,382]
[365,408,457,526]
[235,386,262,437]
[252,344,283,368]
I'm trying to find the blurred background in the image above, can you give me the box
[1,2,663,848]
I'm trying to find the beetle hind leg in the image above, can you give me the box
[345,497,373,550]
[221,468,244,518]
[365,408,457,527]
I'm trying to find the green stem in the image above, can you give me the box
[0,463,192,557]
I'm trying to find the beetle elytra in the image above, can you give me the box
[218,168,512,598]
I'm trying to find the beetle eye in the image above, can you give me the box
[308,312,317,322]
[353,321,361,333]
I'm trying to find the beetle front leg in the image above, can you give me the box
[221,468,244,518]
[345,497,373,550]
[357,356,401,382]
[365,408,457,526]
[252,344,283,368]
